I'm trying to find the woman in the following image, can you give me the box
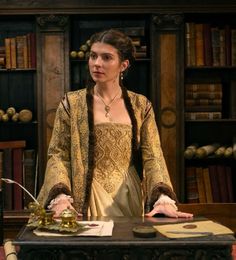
[38,29,192,218]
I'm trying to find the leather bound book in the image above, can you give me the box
[219,28,226,66]
[217,165,229,202]
[225,25,231,66]
[211,27,221,67]
[12,148,23,210]
[10,37,17,69]
[195,23,204,66]
[203,23,212,66]
[185,22,196,66]
[225,166,234,202]
[185,112,222,120]
[202,167,213,203]
[208,164,221,202]
[185,90,223,100]
[4,38,11,69]
[185,166,199,203]
[231,29,236,66]
[196,167,206,203]
[23,149,36,208]
[229,80,236,119]
[185,83,222,92]
[0,140,26,150]
[2,148,13,210]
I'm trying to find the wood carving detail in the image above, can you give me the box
[37,14,69,29]
[160,106,176,128]
[153,14,183,29]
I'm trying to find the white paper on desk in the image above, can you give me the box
[33,221,114,237]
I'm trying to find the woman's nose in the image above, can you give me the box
[94,56,102,66]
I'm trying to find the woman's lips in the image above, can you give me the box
[93,71,104,77]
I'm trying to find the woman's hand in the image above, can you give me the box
[145,204,193,218]
[48,194,82,218]
[50,199,77,218]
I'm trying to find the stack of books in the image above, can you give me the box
[185,83,223,120]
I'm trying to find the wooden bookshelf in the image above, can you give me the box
[0,0,236,242]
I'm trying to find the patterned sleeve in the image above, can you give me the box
[140,101,178,212]
[37,94,73,207]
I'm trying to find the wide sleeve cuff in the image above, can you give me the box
[44,182,72,208]
[145,182,178,212]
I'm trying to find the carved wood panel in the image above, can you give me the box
[36,15,70,187]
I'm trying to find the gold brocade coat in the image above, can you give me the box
[37,88,177,214]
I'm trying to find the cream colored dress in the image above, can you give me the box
[88,122,143,216]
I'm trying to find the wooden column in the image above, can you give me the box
[36,15,70,188]
[151,14,184,199]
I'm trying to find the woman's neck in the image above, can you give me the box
[94,84,122,99]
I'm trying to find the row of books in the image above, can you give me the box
[185,165,234,203]
[185,23,236,67]
[0,32,36,70]
[184,141,236,160]
[0,140,37,210]
[185,83,223,120]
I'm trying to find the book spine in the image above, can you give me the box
[23,149,36,208]
[185,22,196,66]
[185,83,222,92]
[185,98,222,106]
[30,33,36,68]
[16,36,25,69]
[225,25,231,66]
[185,90,222,99]
[225,166,234,202]
[219,28,226,66]
[185,112,222,120]
[10,38,17,69]
[202,167,213,203]
[185,166,199,203]
[217,165,229,202]
[196,167,206,203]
[203,23,212,66]
[185,105,222,112]
[4,38,11,69]
[0,140,26,150]
[229,80,236,119]
[12,148,23,210]
[209,165,221,202]
[195,23,204,66]
[211,27,221,66]
[2,148,13,210]
[231,29,236,66]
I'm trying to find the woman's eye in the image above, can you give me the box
[102,55,112,61]
[89,53,97,59]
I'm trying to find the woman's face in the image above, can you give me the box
[89,42,128,85]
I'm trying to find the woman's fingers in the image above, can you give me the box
[145,204,193,218]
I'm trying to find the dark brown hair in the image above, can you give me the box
[83,29,140,215]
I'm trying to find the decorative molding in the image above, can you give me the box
[153,14,184,29]
[37,14,69,30]
[160,106,176,128]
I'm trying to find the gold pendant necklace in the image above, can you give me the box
[96,88,121,118]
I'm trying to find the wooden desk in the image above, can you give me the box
[14,217,235,260]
